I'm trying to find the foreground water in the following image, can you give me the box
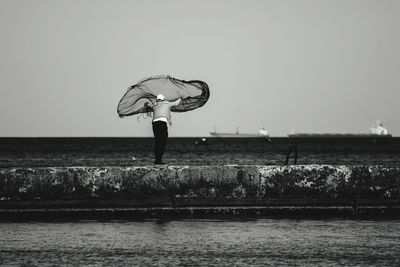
[0,219,399,266]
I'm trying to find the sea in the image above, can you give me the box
[1,137,400,266]
[0,219,399,266]
[1,136,400,168]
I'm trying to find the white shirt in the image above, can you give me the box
[153,117,168,123]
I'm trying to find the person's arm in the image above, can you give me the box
[167,98,181,126]
[144,101,155,111]
[170,98,181,107]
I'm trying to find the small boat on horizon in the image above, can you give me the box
[209,127,269,138]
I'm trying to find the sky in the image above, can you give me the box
[0,0,399,137]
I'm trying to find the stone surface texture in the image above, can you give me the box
[1,165,400,203]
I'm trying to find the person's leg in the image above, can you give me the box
[152,121,168,164]
[159,122,168,161]
[152,122,162,163]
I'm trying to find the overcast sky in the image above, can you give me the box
[0,0,399,137]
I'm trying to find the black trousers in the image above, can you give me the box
[152,121,168,163]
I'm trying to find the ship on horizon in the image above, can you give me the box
[209,127,269,138]
[288,121,392,138]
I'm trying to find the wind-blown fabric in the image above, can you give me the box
[117,75,210,117]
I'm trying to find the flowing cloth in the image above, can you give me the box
[117,75,210,117]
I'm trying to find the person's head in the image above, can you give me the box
[156,94,165,102]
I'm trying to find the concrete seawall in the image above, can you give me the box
[1,165,400,219]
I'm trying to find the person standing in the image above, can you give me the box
[145,94,181,165]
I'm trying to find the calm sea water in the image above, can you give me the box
[0,219,399,266]
[1,137,400,167]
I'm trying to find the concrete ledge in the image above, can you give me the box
[1,165,399,203]
[1,165,400,219]
[2,207,400,221]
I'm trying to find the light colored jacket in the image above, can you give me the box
[152,98,181,124]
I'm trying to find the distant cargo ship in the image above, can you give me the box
[288,121,392,138]
[210,127,269,138]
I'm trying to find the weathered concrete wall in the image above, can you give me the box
[1,165,400,206]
